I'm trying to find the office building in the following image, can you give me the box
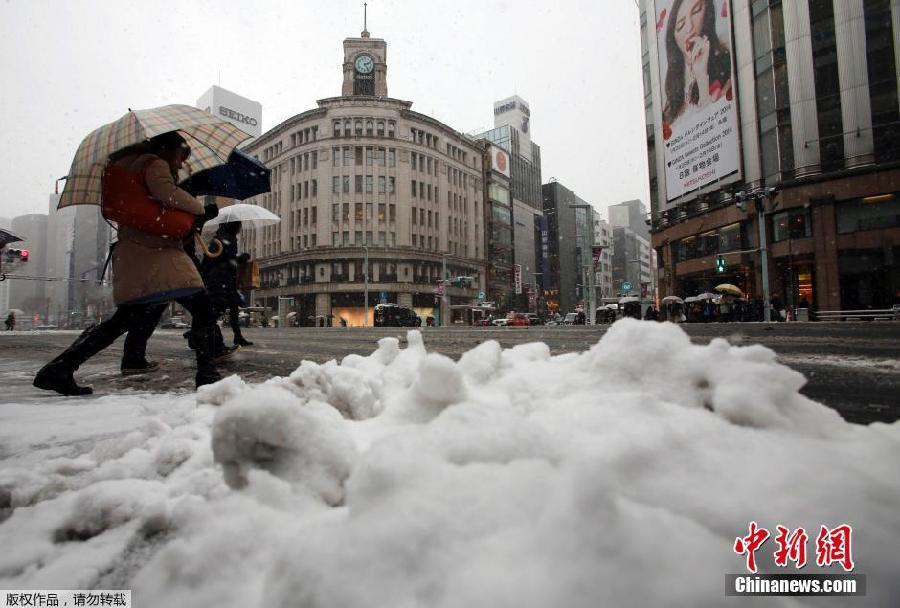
[242,28,486,326]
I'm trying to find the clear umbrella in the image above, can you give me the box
[204,204,280,228]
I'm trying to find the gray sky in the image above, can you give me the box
[0,0,649,221]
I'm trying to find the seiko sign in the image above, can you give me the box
[494,101,530,117]
[218,106,258,127]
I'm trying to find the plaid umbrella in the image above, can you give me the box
[58,104,251,209]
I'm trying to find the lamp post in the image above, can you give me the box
[735,188,775,322]
[362,245,369,327]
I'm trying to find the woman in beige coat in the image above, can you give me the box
[34,131,225,395]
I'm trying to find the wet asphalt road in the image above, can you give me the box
[1,322,898,424]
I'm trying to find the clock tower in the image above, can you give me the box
[341,23,387,97]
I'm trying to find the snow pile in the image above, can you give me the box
[1,320,899,607]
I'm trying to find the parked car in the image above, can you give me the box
[563,312,578,325]
[506,313,531,327]
[33,324,58,330]
[525,313,543,326]
[374,304,421,327]
[491,318,509,327]
[161,318,190,329]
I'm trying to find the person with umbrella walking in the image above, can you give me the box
[198,220,253,347]
[34,131,227,395]
[4,311,14,331]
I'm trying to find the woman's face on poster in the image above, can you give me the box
[674,0,706,57]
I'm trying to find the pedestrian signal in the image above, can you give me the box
[4,248,29,262]
[715,255,726,273]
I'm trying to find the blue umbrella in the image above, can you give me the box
[180,149,271,200]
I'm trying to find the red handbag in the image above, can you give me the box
[101,162,195,239]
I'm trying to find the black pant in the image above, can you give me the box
[112,292,215,365]
[210,293,244,341]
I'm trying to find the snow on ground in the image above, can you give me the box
[1,320,898,607]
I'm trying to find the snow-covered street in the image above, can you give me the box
[2,320,898,607]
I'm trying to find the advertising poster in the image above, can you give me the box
[655,0,740,203]
[490,145,511,178]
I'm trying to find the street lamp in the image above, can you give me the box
[362,245,369,327]
[735,188,776,322]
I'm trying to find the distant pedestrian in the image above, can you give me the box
[643,306,658,321]
[4,312,14,331]
[201,221,253,347]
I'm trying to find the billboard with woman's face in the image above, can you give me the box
[656,0,740,203]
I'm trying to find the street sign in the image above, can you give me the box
[478,291,485,301]
[379,291,388,303]
[623,281,632,291]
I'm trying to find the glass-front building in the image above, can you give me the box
[641,0,900,313]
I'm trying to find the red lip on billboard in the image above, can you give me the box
[722,0,728,18]
[656,8,667,32]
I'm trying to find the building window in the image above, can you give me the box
[411,179,417,197]
[388,148,396,167]
[332,147,340,167]
[332,232,339,246]
[366,231,373,244]
[333,121,341,137]
[355,203,363,222]
[388,176,395,193]
[366,175,373,194]
[379,231,386,246]
[312,179,317,196]
[355,230,362,245]
[366,120,374,136]
[355,146,363,166]
[332,176,340,194]
[412,206,417,225]
[355,120,363,136]
[836,194,900,233]
[366,147,373,166]
[378,176,386,193]
[342,203,350,222]
[342,176,350,194]
[864,0,900,162]
[343,147,352,166]
[772,209,813,241]
[332,204,340,222]
[311,207,317,224]
[378,203,386,222]
[312,151,318,169]
[389,203,396,222]
[355,175,363,194]
[810,0,844,170]
[753,1,794,183]
[366,202,373,220]
[388,121,395,138]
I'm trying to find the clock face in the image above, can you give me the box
[355,54,374,74]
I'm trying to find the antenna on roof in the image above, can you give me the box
[362,2,370,37]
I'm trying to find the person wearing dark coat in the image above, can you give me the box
[200,221,252,346]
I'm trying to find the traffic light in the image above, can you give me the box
[715,255,726,273]
[3,248,28,262]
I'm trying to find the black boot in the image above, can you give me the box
[34,324,120,396]
[183,329,195,350]
[233,335,253,347]
[191,326,222,388]
[212,325,239,362]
